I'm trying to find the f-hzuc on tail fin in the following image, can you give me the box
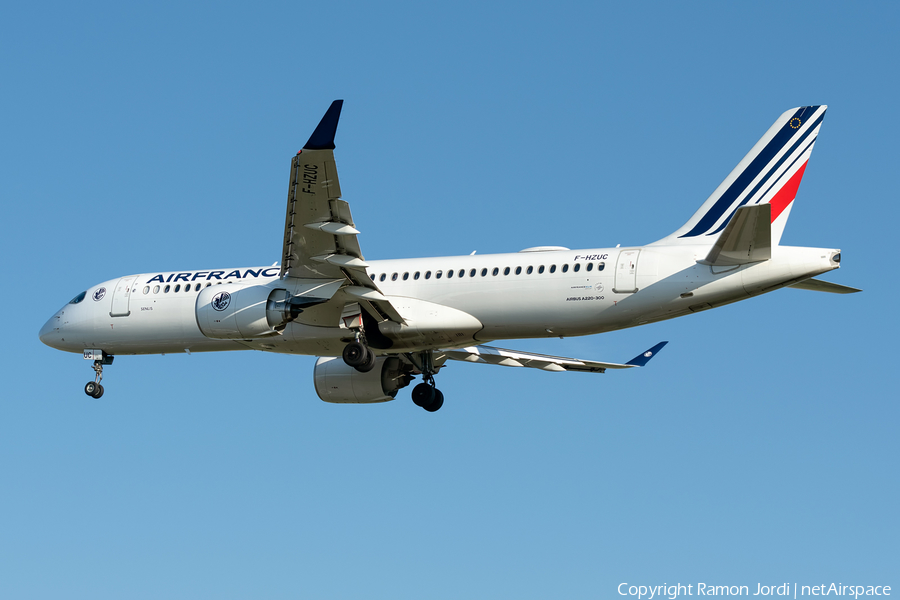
[652,105,827,247]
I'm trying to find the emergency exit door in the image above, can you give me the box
[613,250,640,293]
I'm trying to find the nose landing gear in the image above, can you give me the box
[83,349,113,398]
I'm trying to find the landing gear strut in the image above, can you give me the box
[408,351,444,412]
[83,350,114,398]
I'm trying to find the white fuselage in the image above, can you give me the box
[39,244,841,358]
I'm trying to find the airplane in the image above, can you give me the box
[39,101,859,412]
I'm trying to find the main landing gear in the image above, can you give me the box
[339,307,444,412]
[341,303,377,373]
[412,377,444,413]
[83,350,114,398]
[342,339,376,373]
[408,351,444,412]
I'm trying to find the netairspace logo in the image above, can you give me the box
[618,582,892,599]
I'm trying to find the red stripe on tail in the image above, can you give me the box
[769,161,808,222]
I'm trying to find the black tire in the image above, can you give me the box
[94,384,104,399]
[85,382,99,397]
[355,348,376,373]
[342,341,367,367]
[411,382,435,407]
[423,388,444,412]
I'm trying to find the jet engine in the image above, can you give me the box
[196,285,322,340]
[314,356,413,403]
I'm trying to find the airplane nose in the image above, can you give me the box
[39,315,60,348]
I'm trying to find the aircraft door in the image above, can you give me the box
[109,276,136,317]
[613,250,640,293]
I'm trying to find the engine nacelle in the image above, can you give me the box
[314,356,412,404]
[196,284,291,339]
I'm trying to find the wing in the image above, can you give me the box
[438,342,668,373]
[280,100,404,324]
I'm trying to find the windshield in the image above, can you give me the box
[69,291,87,304]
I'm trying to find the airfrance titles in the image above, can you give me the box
[145,268,280,284]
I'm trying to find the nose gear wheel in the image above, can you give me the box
[84,354,113,398]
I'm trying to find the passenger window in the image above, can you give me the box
[597,262,605,271]
[164,285,171,293]
[379,274,386,282]
[573,263,580,272]
[370,274,375,281]
[392,273,398,281]
[205,283,211,287]
[69,291,87,304]
[403,272,409,281]
[538,265,545,274]
[470,268,476,277]
[492,267,499,276]
[586,263,593,272]
[436,270,443,279]
[526,266,533,274]
[153,285,160,293]
[515,266,522,275]
[414,272,420,280]
[425,271,432,279]
[143,286,150,294]
[447,270,453,279]
[481,268,488,277]
[174,284,181,292]
[458,269,465,278]
[562,264,569,273]
[503,267,510,275]
[549,265,556,273]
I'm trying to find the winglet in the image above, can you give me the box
[625,341,668,367]
[303,100,344,150]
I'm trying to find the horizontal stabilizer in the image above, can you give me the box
[439,341,668,373]
[788,278,862,294]
[700,204,771,266]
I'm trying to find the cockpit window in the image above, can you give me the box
[69,291,87,304]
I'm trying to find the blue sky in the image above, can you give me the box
[2,2,897,598]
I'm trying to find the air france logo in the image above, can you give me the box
[92,288,107,301]
[644,351,653,358]
[211,291,231,311]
